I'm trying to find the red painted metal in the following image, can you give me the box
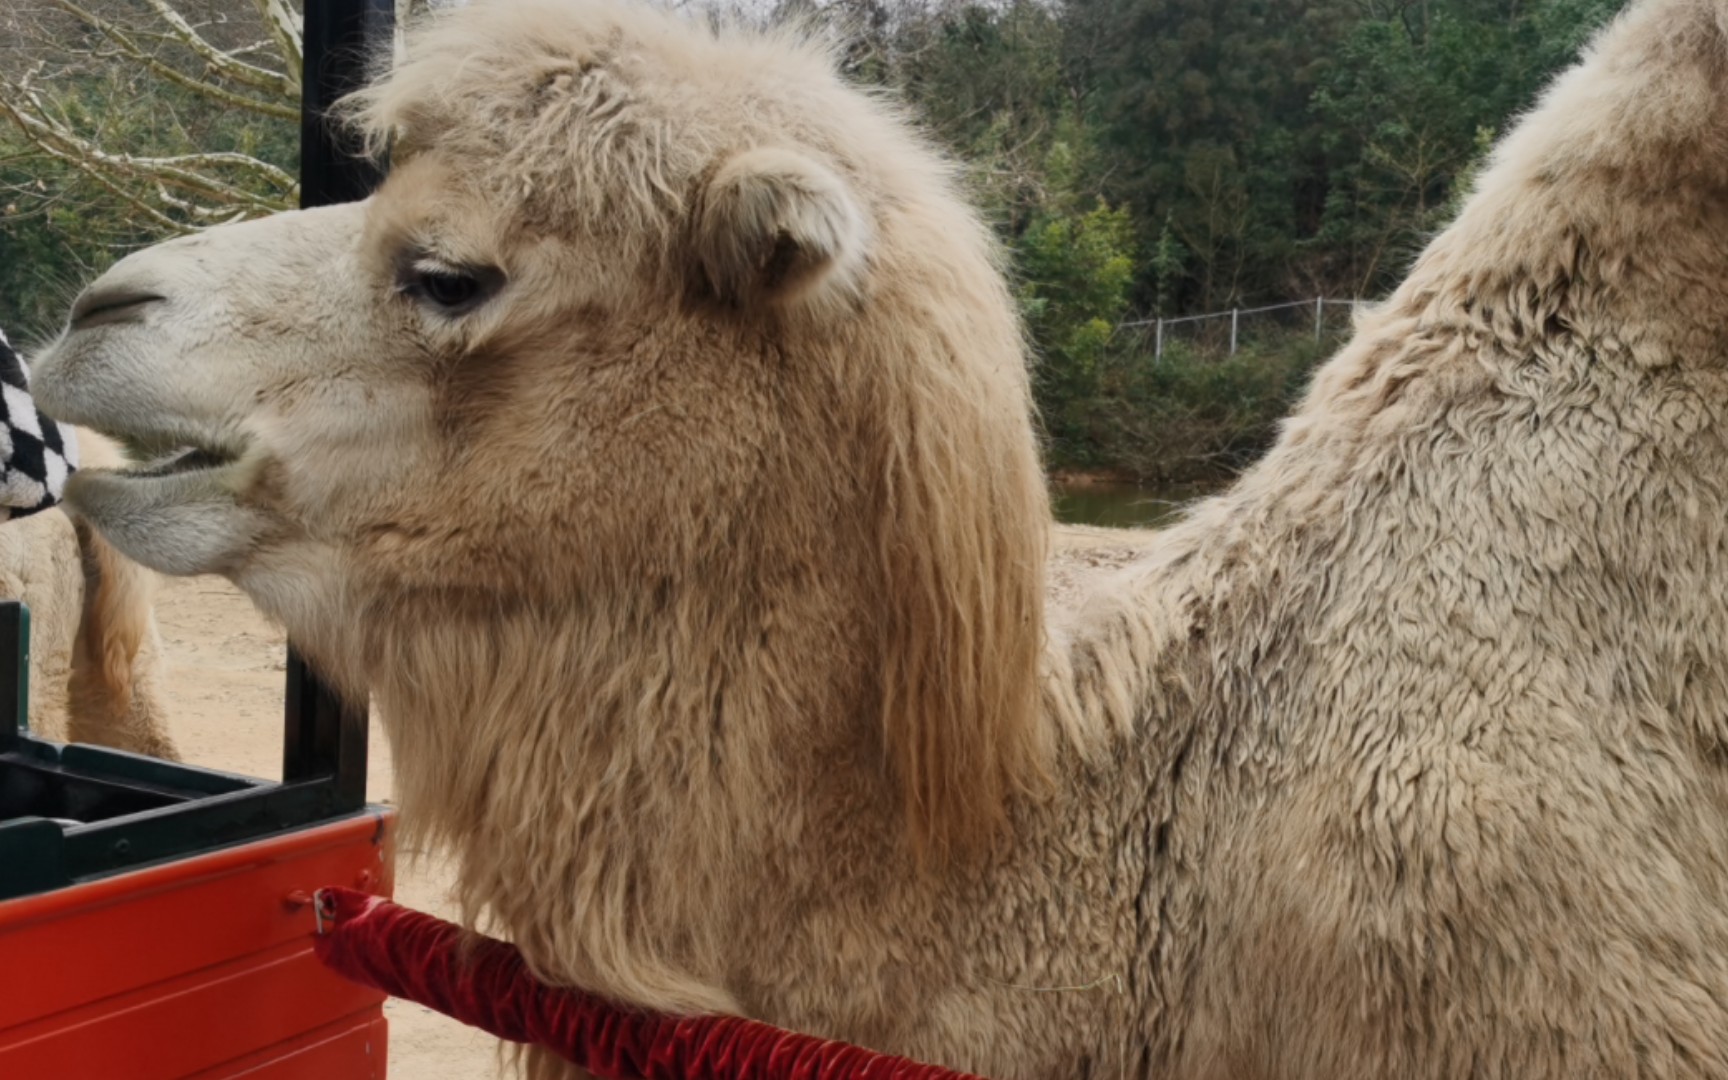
[0,811,394,1080]
[181,1015,389,1080]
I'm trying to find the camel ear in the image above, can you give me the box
[694,147,869,309]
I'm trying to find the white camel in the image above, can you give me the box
[31,0,1728,1075]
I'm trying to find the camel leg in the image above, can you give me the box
[63,516,179,759]
[55,428,178,759]
[0,509,81,737]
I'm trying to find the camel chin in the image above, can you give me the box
[62,460,265,578]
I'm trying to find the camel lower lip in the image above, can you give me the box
[66,462,242,510]
[61,463,266,577]
[65,441,253,515]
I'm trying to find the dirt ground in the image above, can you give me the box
[152,575,504,1079]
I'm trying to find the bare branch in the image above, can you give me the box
[0,68,293,218]
[156,185,252,225]
[252,0,304,87]
[139,0,298,99]
[11,129,189,234]
[48,0,299,121]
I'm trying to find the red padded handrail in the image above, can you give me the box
[311,886,989,1080]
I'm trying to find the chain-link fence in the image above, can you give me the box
[1114,299,1365,361]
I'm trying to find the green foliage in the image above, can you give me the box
[1530,0,1630,68]
[1149,213,1186,319]
[1309,7,1543,291]
[1441,124,1499,222]
[1015,193,1137,457]
[0,136,123,342]
[1053,0,1629,310]
[1061,0,1355,310]
[882,0,1077,235]
[1084,335,1333,482]
[853,0,1630,478]
[1,0,1639,481]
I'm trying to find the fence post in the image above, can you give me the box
[1315,297,1323,342]
[1155,318,1163,363]
[1230,308,1239,355]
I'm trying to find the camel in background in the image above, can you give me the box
[2,426,175,758]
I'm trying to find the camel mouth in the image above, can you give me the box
[65,432,252,514]
[63,424,253,514]
[114,443,243,480]
[63,421,253,485]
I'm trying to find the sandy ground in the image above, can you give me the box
[152,575,504,1079]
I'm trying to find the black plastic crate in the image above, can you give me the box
[0,602,369,901]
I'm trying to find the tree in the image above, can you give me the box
[1015,139,1137,461]
[1310,0,1627,296]
[0,0,457,338]
[1061,0,1356,310]
[0,0,306,337]
[1149,211,1185,319]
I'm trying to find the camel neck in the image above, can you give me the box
[354,560,899,1008]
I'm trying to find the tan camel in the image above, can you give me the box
[1,427,176,758]
[30,0,1728,1074]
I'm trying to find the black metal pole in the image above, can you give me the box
[300,0,393,207]
[284,0,393,803]
[0,603,25,749]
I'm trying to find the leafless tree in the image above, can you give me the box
[0,0,305,234]
[0,0,439,237]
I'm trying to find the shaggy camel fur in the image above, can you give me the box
[30,0,1728,1074]
[0,428,176,758]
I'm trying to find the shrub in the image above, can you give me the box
[1046,332,1333,484]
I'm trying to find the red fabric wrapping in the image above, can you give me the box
[312,886,989,1080]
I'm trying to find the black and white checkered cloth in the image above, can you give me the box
[0,328,75,521]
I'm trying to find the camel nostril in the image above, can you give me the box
[70,289,166,331]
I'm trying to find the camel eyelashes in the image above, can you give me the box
[398,259,505,316]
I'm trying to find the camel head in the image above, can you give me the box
[32,0,1051,855]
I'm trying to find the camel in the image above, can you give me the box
[27,0,1728,1074]
[1,427,176,759]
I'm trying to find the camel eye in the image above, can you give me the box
[401,260,502,316]
[420,270,479,308]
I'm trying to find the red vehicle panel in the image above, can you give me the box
[0,812,393,1080]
